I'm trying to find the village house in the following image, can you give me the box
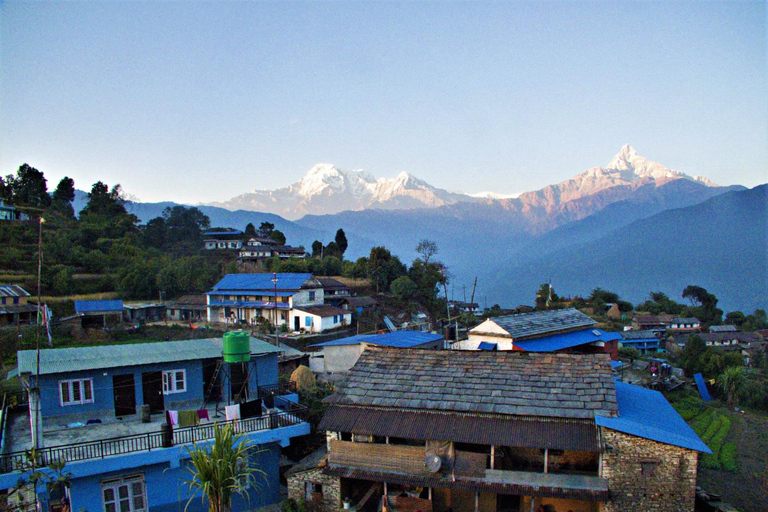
[203,230,244,250]
[631,315,667,332]
[456,308,620,360]
[699,332,760,349]
[0,284,37,326]
[287,347,709,512]
[73,299,125,329]
[0,199,29,221]
[1,335,309,512]
[308,330,445,375]
[166,294,207,323]
[206,273,350,333]
[619,329,663,354]
[667,318,701,333]
[315,277,352,307]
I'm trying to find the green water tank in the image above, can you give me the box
[223,331,251,363]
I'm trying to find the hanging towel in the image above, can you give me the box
[196,409,210,421]
[225,404,241,421]
[167,410,179,427]
[178,410,198,428]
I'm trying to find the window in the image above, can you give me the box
[332,315,338,323]
[102,475,147,512]
[162,370,186,394]
[59,379,94,406]
[308,291,316,301]
[305,317,312,328]
[640,460,658,476]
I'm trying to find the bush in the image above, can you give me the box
[720,442,738,471]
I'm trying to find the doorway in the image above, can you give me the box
[113,374,136,417]
[141,371,164,413]
[294,316,300,331]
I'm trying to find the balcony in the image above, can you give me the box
[0,401,308,474]
[326,440,609,501]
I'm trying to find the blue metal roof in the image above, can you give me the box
[596,381,711,453]
[203,230,243,236]
[208,301,291,309]
[211,273,313,292]
[478,341,498,351]
[206,291,295,298]
[513,328,622,352]
[74,300,124,313]
[310,330,443,348]
[694,373,712,401]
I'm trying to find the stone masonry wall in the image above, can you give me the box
[287,468,341,512]
[601,429,699,512]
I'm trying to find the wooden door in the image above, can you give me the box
[141,371,164,412]
[113,374,136,417]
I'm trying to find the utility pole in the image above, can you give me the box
[271,273,279,346]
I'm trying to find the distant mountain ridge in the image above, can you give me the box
[206,145,720,224]
[206,164,474,220]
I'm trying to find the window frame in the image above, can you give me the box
[59,378,94,406]
[101,474,147,512]
[162,369,186,395]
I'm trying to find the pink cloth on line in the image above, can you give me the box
[167,410,179,426]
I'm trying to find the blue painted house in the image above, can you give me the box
[1,336,310,512]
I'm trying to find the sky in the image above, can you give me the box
[1,1,766,204]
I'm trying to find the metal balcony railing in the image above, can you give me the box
[0,402,308,474]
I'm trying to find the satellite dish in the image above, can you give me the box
[425,455,442,473]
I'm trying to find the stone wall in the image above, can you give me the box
[287,467,341,512]
[601,428,699,512]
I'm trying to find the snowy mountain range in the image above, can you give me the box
[206,163,471,220]
[206,145,717,220]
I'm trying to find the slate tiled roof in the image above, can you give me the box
[316,277,350,290]
[620,329,661,340]
[294,305,348,318]
[471,308,596,340]
[326,347,618,419]
[633,315,664,325]
[700,332,759,344]
[671,317,700,325]
[709,325,737,333]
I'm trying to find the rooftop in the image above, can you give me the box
[671,317,700,324]
[620,329,661,340]
[293,305,347,318]
[514,328,621,352]
[470,308,596,340]
[210,273,315,292]
[74,300,124,314]
[596,381,711,453]
[326,347,617,419]
[0,285,30,298]
[709,325,738,333]
[17,336,281,376]
[310,330,443,348]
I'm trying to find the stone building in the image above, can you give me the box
[287,347,709,512]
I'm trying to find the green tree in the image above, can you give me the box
[682,285,722,324]
[334,229,348,256]
[162,206,210,253]
[0,176,9,200]
[270,229,286,246]
[6,163,51,208]
[718,366,747,408]
[259,222,275,236]
[535,283,559,310]
[50,176,76,219]
[416,239,438,265]
[324,241,341,259]
[311,240,323,258]
[183,423,261,512]
[724,311,746,327]
[680,335,707,376]
[391,276,417,302]
[244,223,257,239]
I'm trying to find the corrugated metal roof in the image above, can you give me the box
[319,405,601,451]
[74,300,124,313]
[595,381,711,453]
[472,308,596,340]
[310,330,443,348]
[0,304,38,314]
[709,325,738,333]
[0,285,30,297]
[203,230,243,236]
[211,273,313,292]
[671,317,700,324]
[293,305,348,317]
[322,466,610,502]
[514,328,621,352]
[16,336,281,376]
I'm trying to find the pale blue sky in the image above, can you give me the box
[1,1,766,204]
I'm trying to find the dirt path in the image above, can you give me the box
[696,409,768,512]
